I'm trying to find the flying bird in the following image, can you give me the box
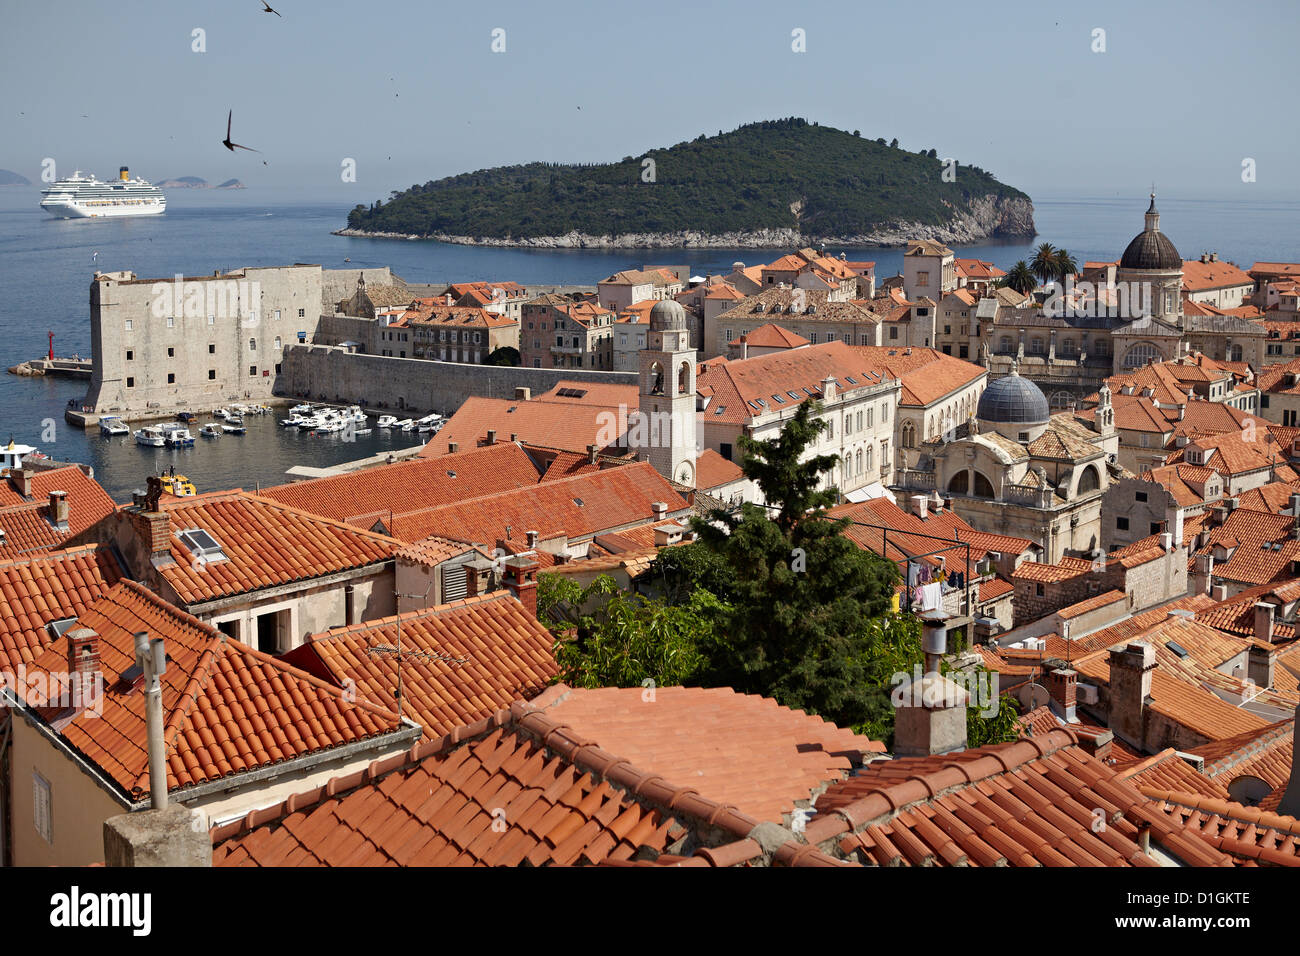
[222,111,259,152]
[261,1,282,16]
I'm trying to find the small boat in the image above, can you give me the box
[226,416,244,427]
[289,403,314,416]
[134,426,166,447]
[376,415,398,428]
[415,414,443,433]
[352,427,372,435]
[160,424,194,447]
[99,416,129,437]
[160,472,197,496]
[176,411,196,423]
[0,439,40,473]
[222,423,246,435]
[200,423,222,438]
[398,419,416,431]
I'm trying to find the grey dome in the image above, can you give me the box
[649,299,688,332]
[1120,197,1181,270]
[977,372,1049,425]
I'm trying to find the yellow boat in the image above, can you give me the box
[160,472,197,496]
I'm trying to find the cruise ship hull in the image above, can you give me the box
[41,199,166,219]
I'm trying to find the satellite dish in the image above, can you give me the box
[1017,682,1050,712]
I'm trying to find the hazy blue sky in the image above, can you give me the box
[3,0,1296,203]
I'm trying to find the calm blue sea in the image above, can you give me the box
[1,186,1298,500]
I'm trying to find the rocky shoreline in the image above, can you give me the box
[335,195,1037,249]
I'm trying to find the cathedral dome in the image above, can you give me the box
[649,299,688,332]
[977,370,1049,426]
[1119,195,1182,270]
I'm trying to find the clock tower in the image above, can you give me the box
[638,299,697,486]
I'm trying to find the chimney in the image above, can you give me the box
[103,804,212,868]
[1248,644,1274,689]
[10,468,32,498]
[509,433,518,442]
[463,555,495,598]
[345,584,361,624]
[515,387,531,401]
[1160,531,1173,553]
[912,494,929,519]
[66,627,100,691]
[503,553,539,617]
[486,429,497,445]
[1255,602,1276,644]
[1107,641,1156,751]
[1211,583,1228,601]
[587,444,598,465]
[1045,668,1078,722]
[1274,705,1300,818]
[129,485,172,558]
[49,489,69,529]
[894,612,967,756]
[651,501,668,519]
[448,441,458,454]
[525,530,539,548]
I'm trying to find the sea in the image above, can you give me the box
[2,185,1299,502]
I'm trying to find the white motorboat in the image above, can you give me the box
[222,423,246,435]
[163,426,194,447]
[134,426,167,447]
[0,440,42,473]
[99,416,130,436]
[376,415,398,428]
[289,403,314,416]
[200,423,222,438]
[398,419,416,431]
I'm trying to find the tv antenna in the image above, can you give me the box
[366,584,472,723]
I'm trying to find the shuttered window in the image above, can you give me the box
[442,563,468,602]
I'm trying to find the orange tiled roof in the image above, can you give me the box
[1147,791,1300,865]
[0,467,117,558]
[1181,259,1255,293]
[1188,719,1295,797]
[1116,749,1231,799]
[22,580,404,799]
[423,395,636,457]
[532,684,884,823]
[282,593,557,739]
[730,323,810,349]
[1058,589,1126,620]
[151,491,399,604]
[0,543,124,670]
[809,730,1232,866]
[1011,557,1093,584]
[261,443,550,524]
[978,576,1015,603]
[695,449,744,490]
[849,345,986,407]
[388,461,689,545]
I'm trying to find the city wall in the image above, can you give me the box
[279,344,636,415]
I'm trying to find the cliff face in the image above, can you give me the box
[335,195,1036,248]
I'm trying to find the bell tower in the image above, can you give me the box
[638,300,697,486]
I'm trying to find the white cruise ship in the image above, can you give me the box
[40,167,165,218]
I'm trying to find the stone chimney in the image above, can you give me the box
[448,441,458,454]
[821,374,837,402]
[1247,644,1274,690]
[1256,603,1276,644]
[1159,531,1172,553]
[895,611,967,758]
[587,444,598,465]
[486,429,497,445]
[10,468,32,498]
[463,555,495,598]
[104,805,212,868]
[49,489,69,530]
[503,553,539,617]
[1045,667,1078,723]
[912,494,929,519]
[525,530,539,548]
[66,627,100,689]
[1108,642,1156,751]
[651,501,668,519]
[128,477,172,558]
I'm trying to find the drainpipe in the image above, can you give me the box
[133,631,168,810]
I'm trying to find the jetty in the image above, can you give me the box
[8,357,92,378]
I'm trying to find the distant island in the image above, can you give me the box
[338,118,1035,248]
[157,176,246,189]
[0,169,32,186]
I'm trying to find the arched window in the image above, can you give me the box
[948,471,969,494]
[902,421,916,448]
[249,337,257,351]
[1123,342,1162,368]
[864,445,873,474]
[855,448,863,475]
[1077,465,1100,493]
[1050,390,1074,409]
[678,361,690,393]
[973,472,995,498]
[648,361,664,395]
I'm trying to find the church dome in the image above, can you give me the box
[977,370,1049,425]
[649,299,688,332]
[1119,196,1181,270]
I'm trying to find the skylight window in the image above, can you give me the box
[788,390,802,401]
[45,618,77,640]
[573,498,585,506]
[178,528,226,564]
[773,394,785,404]
[845,376,858,385]
[714,406,726,415]
[1165,640,1189,658]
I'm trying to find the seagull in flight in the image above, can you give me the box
[222,111,259,152]
[261,1,282,16]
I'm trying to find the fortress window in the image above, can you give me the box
[126,377,135,388]
[208,370,216,380]
[167,373,175,384]
[125,320,133,331]
[249,366,257,376]
[209,344,215,354]
[275,336,282,349]
[167,317,174,328]
[298,309,305,318]
[126,350,133,361]
[249,338,257,351]
[167,348,174,358]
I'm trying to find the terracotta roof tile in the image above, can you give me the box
[0,467,117,558]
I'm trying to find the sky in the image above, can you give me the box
[2,0,1297,204]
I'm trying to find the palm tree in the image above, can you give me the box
[1002,261,1036,295]
[1029,242,1058,287]
[1054,249,1078,283]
